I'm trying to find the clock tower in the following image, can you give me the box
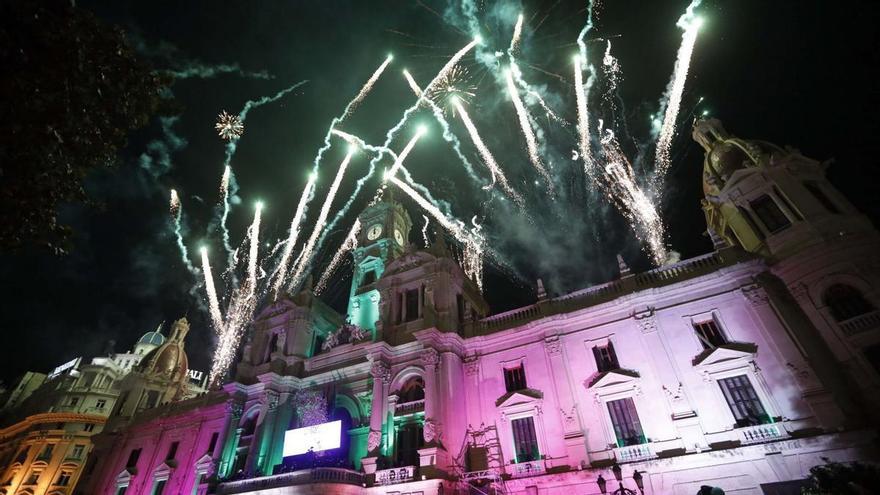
[346,188,413,335]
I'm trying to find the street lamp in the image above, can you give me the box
[597,464,644,495]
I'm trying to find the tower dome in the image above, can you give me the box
[136,317,190,383]
[133,324,166,356]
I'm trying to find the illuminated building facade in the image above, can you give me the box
[86,120,878,494]
[0,320,206,495]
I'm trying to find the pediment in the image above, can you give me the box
[152,461,175,476]
[194,453,214,471]
[116,468,135,483]
[588,369,640,390]
[383,251,437,277]
[254,297,299,320]
[693,343,757,367]
[495,389,543,408]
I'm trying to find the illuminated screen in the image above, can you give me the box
[282,420,342,457]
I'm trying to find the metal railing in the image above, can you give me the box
[738,423,785,445]
[217,468,364,494]
[395,399,425,416]
[509,460,544,478]
[375,465,416,485]
[613,443,654,463]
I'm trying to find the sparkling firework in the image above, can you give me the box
[341,54,393,122]
[169,189,197,275]
[215,110,244,141]
[422,215,430,247]
[271,173,318,298]
[314,219,361,296]
[452,98,524,206]
[288,147,357,291]
[574,55,595,177]
[200,246,224,334]
[385,126,427,181]
[505,69,553,188]
[654,15,702,181]
[425,65,476,113]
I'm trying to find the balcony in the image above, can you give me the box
[839,311,880,336]
[375,465,416,485]
[217,468,364,494]
[613,443,654,463]
[395,399,425,416]
[509,460,545,478]
[738,423,785,445]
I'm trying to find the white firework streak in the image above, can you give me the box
[169,189,196,275]
[341,55,393,121]
[289,148,356,291]
[574,55,596,177]
[385,127,426,180]
[246,203,263,298]
[451,98,524,206]
[510,13,524,53]
[271,174,317,297]
[402,70,485,187]
[599,128,667,265]
[653,15,701,182]
[199,247,224,334]
[314,219,361,296]
[602,40,621,110]
[422,215,430,247]
[389,176,484,290]
[505,69,553,188]
[219,166,237,272]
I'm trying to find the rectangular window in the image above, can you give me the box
[593,342,619,372]
[152,479,167,495]
[456,294,465,327]
[718,375,770,427]
[750,194,791,233]
[71,444,85,459]
[607,398,645,447]
[83,423,95,432]
[96,399,107,409]
[805,181,840,214]
[207,431,219,454]
[166,441,179,461]
[773,186,803,221]
[56,471,72,486]
[69,397,79,406]
[126,448,141,469]
[25,470,41,485]
[510,416,540,462]
[192,473,205,495]
[116,487,128,495]
[405,288,420,322]
[396,292,404,323]
[503,365,527,392]
[38,444,54,460]
[361,269,377,287]
[694,319,727,349]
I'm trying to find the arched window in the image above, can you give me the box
[824,284,874,322]
[398,377,425,404]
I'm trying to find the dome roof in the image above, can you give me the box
[136,318,190,383]
[138,331,166,347]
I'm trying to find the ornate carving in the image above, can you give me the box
[561,406,578,428]
[264,391,280,412]
[633,308,657,334]
[742,284,770,307]
[463,356,480,376]
[226,401,244,418]
[367,429,382,453]
[544,337,562,355]
[370,361,392,383]
[275,331,286,353]
[423,419,441,444]
[421,348,440,367]
[662,382,685,403]
[356,392,373,418]
[788,282,809,301]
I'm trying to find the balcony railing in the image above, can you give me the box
[375,465,416,485]
[738,423,785,445]
[509,460,545,478]
[217,468,364,494]
[395,399,425,416]
[839,311,880,336]
[613,443,654,463]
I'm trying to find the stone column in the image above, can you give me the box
[254,391,280,475]
[367,360,390,456]
[421,348,440,444]
[218,401,243,478]
[543,336,579,467]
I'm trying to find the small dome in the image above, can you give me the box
[138,331,166,347]
[135,318,190,383]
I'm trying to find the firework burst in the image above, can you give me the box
[215,111,244,141]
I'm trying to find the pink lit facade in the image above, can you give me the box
[85,120,879,494]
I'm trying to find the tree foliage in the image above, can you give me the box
[0,0,170,254]
[803,459,880,494]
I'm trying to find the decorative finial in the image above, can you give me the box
[536,278,547,301]
[617,254,631,277]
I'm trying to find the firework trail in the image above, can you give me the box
[314,219,361,296]
[574,55,595,177]
[505,69,553,188]
[215,111,244,141]
[402,70,485,186]
[602,41,622,112]
[271,174,318,298]
[653,10,702,181]
[199,246,224,334]
[510,12,524,53]
[451,98,524,206]
[169,189,197,275]
[289,147,357,291]
[385,127,427,180]
[247,202,263,291]
[218,166,238,274]
[341,55,394,121]
[422,215,431,247]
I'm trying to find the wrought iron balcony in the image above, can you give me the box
[613,443,654,463]
[375,465,416,485]
[394,399,425,416]
[509,460,545,478]
[839,311,880,336]
[216,467,364,494]
[738,423,785,445]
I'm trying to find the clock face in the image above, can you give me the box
[367,224,383,241]
[394,229,405,246]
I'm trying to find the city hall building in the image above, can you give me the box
[75,119,879,494]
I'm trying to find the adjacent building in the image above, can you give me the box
[82,120,880,493]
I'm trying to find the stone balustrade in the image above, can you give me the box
[738,423,785,445]
[375,465,416,485]
[509,460,545,478]
[613,443,654,463]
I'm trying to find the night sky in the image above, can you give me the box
[1,0,878,384]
